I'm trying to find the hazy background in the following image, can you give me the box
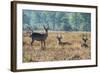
[23,10,91,32]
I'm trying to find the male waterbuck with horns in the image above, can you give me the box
[29,25,49,49]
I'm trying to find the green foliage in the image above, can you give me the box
[23,10,91,32]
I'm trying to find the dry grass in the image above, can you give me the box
[23,32,91,62]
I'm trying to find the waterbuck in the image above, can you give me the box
[56,34,72,48]
[81,34,88,48]
[30,25,49,49]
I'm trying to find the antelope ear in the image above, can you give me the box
[47,25,49,29]
[43,25,46,29]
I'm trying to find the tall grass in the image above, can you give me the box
[23,32,91,62]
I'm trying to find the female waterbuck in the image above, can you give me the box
[56,34,72,48]
[30,25,49,49]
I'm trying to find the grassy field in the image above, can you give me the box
[23,32,91,62]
